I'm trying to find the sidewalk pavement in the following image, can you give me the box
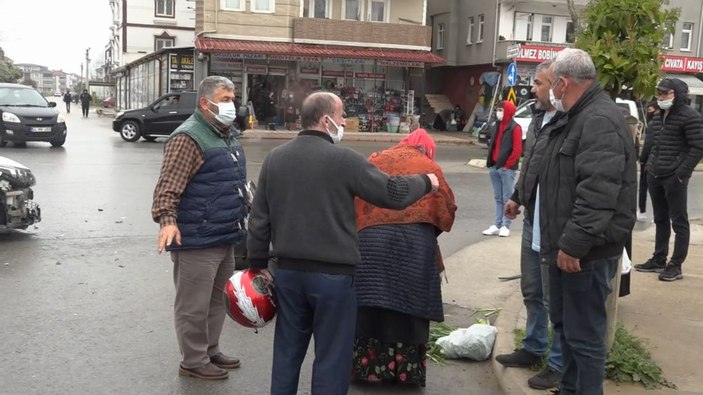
[242,127,703,394]
[239,128,474,145]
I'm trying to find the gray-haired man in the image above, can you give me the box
[152,76,247,380]
[541,48,636,395]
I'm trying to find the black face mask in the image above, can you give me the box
[646,111,655,122]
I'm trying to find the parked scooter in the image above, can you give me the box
[0,156,41,230]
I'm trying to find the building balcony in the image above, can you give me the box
[291,17,431,50]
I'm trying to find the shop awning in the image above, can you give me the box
[195,37,445,64]
[664,73,703,95]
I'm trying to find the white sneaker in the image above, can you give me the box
[637,212,647,222]
[482,225,500,236]
[499,226,510,237]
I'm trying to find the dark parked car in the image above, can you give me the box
[113,91,249,142]
[0,83,67,147]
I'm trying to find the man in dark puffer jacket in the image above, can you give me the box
[635,78,703,281]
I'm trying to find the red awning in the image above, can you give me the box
[195,37,444,64]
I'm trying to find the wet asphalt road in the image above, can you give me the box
[0,106,503,395]
[1,103,701,395]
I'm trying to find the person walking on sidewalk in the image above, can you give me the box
[246,92,439,395]
[62,90,72,113]
[541,48,637,395]
[497,61,563,390]
[152,76,247,380]
[482,100,522,237]
[79,89,91,118]
[635,78,703,281]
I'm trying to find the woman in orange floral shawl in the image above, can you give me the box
[351,129,457,387]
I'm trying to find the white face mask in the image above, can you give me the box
[549,79,566,112]
[207,99,237,125]
[326,115,344,144]
[657,98,674,110]
[495,110,504,121]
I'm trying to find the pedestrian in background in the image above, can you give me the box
[246,91,439,395]
[636,101,660,222]
[498,61,563,390]
[482,100,522,237]
[152,76,247,380]
[62,90,72,113]
[79,89,91,118]
[635,78,703,281]
[542,48,636,395]
[352,129,456,387]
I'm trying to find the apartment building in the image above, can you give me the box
[194,0,442,130]
[108,0,196,109]
[15,64,56,94]
[427,0,703,115]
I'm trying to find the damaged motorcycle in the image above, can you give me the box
[0,155,41,230]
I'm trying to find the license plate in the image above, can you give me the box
[31,127,51,132]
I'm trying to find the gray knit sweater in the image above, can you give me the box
[247,130,432,274]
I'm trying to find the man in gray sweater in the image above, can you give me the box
[247,92,439,395]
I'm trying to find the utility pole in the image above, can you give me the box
[85,47,91,94]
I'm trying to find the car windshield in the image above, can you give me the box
[0,87,49,107]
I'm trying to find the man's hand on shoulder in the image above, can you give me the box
[426,173,439,192]
[158,224,181,254]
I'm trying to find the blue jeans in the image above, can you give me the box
[270,269,356,395]
[488,166,516,228]
[549,256,619,395]
[521,221,562,372]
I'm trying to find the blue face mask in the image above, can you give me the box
[207,99,237,125]
[326,115,344,144]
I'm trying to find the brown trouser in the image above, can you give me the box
[171,246,235,368]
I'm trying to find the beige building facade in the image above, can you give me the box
[194,0,443,130]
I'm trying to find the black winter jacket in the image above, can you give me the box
[537,82,637,263]
[511,106,563,223]
[640,79,703,179]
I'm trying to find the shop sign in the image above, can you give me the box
[211,57,243,72]
[270,55,321,62]
[355,72,386,79]
[300,67,319,74]
[170,54,195,71]
[269,66,289,75]
[330,58,373,65]
[660,55,703,73]
[214,52,267,60]
[378,60,424,68]
[516,44,565,63]
[322,70,348,77]
[245,65,268,74]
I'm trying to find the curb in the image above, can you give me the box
[492,290,538,395]
[239,129,474,145]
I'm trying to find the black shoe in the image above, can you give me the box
[528,366,561,389]
[658,264,683,281]
[495,349,541,368]
[634,258,666,273]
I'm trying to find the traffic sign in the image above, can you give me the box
[507,63,518,87]
[506,87,517,105]
[507,43,521,59]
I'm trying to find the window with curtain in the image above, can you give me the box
[370,0,386,22]
[221,0,242,10]
[155,0,174,17]
[540,16,553,42]
[682,22,693,51]
[252,0,274,12]
[313,0,328,18]
[437,23,445,49]
[467,16,474,44]
[344,0,360,20]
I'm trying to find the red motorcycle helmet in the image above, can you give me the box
[224,269,276,328]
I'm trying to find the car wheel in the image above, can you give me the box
[142,136,157,142]
[50,139,66,147]
[120,121,141,142]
